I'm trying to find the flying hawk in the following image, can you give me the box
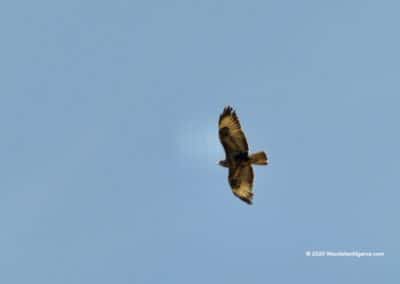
[218,106,268,204]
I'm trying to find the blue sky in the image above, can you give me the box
[1,1,399,283]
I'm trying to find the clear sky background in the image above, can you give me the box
[1,1,399,283]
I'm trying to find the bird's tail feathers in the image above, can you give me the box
[250,151,268,165]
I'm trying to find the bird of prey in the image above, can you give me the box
[218,106,268,204]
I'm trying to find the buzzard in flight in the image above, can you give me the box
[218,106,268,204]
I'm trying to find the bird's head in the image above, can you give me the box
[218,160,229,168]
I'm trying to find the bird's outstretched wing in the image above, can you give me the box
[218,106,249,165]
[229,163,254,204]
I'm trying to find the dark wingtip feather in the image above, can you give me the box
[240,197,253,205]
[219,105,235,124]
[223,105,233,115]
[235,192,253,205]
[219,105,240,125]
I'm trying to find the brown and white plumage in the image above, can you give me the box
[218,106,268,204]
